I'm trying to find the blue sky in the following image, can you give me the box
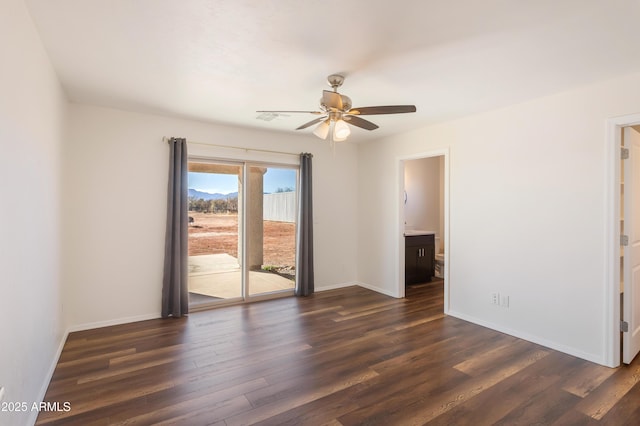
[189,167,296,194]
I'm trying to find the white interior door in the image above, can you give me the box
[623,126,640,364]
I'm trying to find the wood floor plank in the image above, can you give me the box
[35,282,640,425]
[574,363,640,420]
[561,360,618,398]
[57,348,137,369]
[493,385,580,425]
[339,347,550,425]
[426,349,582,425]
[224,369,380,426]
[429,370,560,425]
[109,379,264,425]
[452,338,524,375]
[250,385,362,426]
[598,373,640,425]
[551,409,601,426]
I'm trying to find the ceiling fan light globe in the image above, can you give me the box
[313,120,330,139]
[334,119,351,140]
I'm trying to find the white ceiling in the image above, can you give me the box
[25,0,640,142]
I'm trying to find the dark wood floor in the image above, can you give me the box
[37,282,640,425]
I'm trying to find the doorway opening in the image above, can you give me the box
[187,160,298,310]
[398,150,449,313]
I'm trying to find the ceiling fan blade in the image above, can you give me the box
[256,110,323,114]
[344,115,379,131]
[322,90,343,110]
[295,116,328,130]
[348,105,416,115]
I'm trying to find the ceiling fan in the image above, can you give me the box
[257,74,416,142]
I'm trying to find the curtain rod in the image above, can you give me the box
[163,136,300,157]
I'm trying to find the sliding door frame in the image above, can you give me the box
[188,155,299,310]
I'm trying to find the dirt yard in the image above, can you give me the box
[188,212,296,267]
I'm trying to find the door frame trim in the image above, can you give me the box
[605,113,640,367]
[396,148,450,313]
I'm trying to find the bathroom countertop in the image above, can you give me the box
[404,230,436,236]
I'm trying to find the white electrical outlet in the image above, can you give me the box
[0,386,5,402]
[491,293,500,305]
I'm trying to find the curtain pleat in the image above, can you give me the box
[161,137,189,317]
[295,153,314,296]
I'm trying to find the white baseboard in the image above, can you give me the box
[314,281,358,292]
[67,313,161,333]
[29,327,69,426]
[355,281,399,298]
[447,309,606,366]
[316,280,400,298]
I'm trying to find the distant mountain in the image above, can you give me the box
[188,189,238,200]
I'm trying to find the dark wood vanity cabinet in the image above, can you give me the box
[405,234,435,285]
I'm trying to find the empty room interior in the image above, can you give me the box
[5,0,640,424]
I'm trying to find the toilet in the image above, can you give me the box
[434,253,445,278]
[434,238,444,279]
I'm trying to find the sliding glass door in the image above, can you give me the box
[187,160,297,309]
[247,165,297,297]
[187,161,242,306]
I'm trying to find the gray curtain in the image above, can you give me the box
[295,153,314,296]
[161,137,189,317]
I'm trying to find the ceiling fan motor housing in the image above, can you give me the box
[327,74,345,90]
[321,95,352,114]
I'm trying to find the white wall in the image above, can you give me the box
[0,0,67,424]
[404,157,442,244]
[358,71,640,365]
[64,105,359,329]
